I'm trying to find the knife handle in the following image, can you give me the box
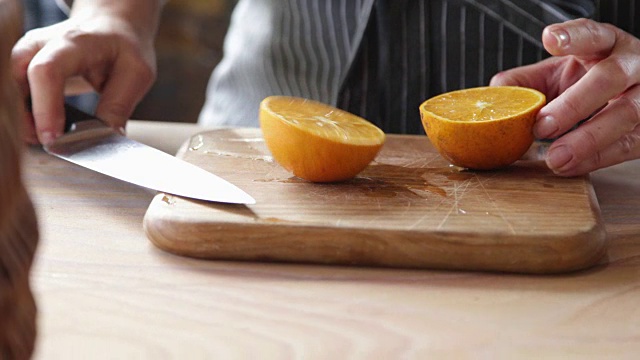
[62,102,97,133]
[26,98,98,133]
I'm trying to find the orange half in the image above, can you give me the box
[260,96,386,182]
[420,86,546,170]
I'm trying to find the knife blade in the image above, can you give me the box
[42,102,256,205]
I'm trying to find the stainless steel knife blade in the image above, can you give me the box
[42,103,256,204]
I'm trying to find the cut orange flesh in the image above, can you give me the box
[260,96,386,182]
[420,86,546,170]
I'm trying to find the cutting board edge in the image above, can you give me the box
[143,200,608,274]
[144,128,609,274]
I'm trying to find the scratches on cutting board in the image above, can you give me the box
[430,170,517,235]
[475,172,517,235]
[436,174,474,230]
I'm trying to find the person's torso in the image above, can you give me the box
[202,0,634,134]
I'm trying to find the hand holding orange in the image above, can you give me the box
[260,96,385,182]
[420,86,546,170]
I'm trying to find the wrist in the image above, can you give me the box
[69,0,163,41]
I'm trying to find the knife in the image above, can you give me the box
[41,102,256,205]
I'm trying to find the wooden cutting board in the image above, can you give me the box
[143,128,606,274]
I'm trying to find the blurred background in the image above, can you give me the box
[23,0,237,123]
[136,0,235,123]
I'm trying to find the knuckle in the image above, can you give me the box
[582,151,607,170]
[61,27,96,46]
[560,95,583,120]
[578,127,601,158]
[612,96,640,130]
[617,126,640,155]
[586,21,604,42]
[120,47,157,85]
[618,135,636,155]
[598,58,632,88]
[134,59,156,83]
[576,18,613,45]
[61,27,82,40]
[591,148,605,168]
[21,28,38,39]
[20,28,45,43]
[26,57,58,81]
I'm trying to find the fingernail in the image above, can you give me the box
[534,115,559,139]
[39,131,57,146]
[117,126,126,136]
[546,145,573,172]
[550,29,570,49]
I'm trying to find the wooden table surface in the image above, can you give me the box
[24,120,640,359]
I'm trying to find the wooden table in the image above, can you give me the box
[25,121,640,359]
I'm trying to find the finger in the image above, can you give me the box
[11,32,43,97]
[553,124,640,177]
[26,39,81,145]
[542,18,617,58]
[544,85,640,175]
[95,51,156,130]
[490,57,564,96]
[535,21,640,140]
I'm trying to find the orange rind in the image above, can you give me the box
[420,86,546,170]
[260,96,385,182]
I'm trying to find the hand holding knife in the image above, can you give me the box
[32,101,255,205]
